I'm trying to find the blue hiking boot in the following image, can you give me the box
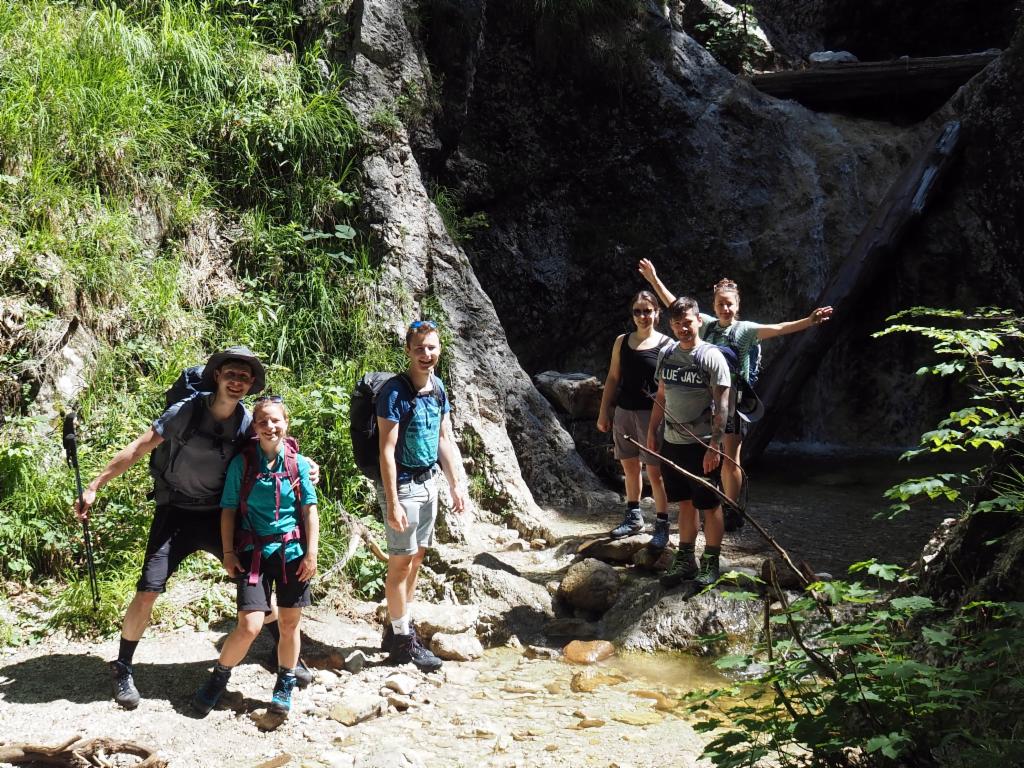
[610,508,645,539]
[648,517,671,551]
[270,670,298,714]
[266,646,312,688]
[191,665,231,716]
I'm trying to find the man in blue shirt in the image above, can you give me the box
[376,320,466,671]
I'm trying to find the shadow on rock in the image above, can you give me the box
[0,654,215,706]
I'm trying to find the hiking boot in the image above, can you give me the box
[695,553,722,587]
[387,630,443,673]
[269,670,298,714]
[659,550,698,588]
[648,517,671,551]
[381,622,396,654]
[723,503,745,533]
[610,508,645,539]
[191,665,231,716]
[266,646,312,688]
[109,660,140,710]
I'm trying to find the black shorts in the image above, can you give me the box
[660,441,722,510]
[236,550,311,613]
[137,505,221,592]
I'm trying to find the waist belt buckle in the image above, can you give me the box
[413,466,435,484]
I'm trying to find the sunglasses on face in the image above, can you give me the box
[632,308,656,317]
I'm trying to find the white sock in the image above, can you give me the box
[391,615,411,636]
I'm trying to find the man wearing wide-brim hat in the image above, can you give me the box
[73,345,310,709]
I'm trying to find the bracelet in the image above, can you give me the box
[223,551,235,555]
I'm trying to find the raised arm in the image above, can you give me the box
[756,306,833,340]
[638,259,677,308]
[74,427,164,520]
[597,335,626,433]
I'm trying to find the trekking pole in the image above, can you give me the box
[63,412,100,610]
[623,435,811,589]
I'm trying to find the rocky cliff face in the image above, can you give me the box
[411,2,951,449]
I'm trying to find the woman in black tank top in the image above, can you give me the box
[597,291,672,538]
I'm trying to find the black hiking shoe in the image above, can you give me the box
[695,553,722,587]
[648,517,671,551]
[191,665,231,716]
[381,622,396,654]
[723,503,745,533]
[610,508,644,539]
[659,550,698,588]
[266,646,312,688]
[387,629,443,673]
[109,660,140,710]
[270,670,298,714]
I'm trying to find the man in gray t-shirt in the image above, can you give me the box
[648,298,731,587]
[74,347,276,709]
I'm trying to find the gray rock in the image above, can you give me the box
[410,603,480,639]
[558,559,621,614]
[578,536,650,565]
[430,632,484,661]
[384,673,418,696]
[808,49,859,65]
[533,371,603,419]
[343,650,366,674]
[604,581,761,652]
[329,694,387,726]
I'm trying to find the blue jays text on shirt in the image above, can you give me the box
[660,362,706,387]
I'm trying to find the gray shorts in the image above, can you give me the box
[375,472,438,556]
[612,407,662,465]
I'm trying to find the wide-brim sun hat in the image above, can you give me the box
[198,345,266,395]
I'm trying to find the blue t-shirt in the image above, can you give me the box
[221,446,317,562]
[376,375,449,481]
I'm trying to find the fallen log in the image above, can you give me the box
[750,52,998,113]
[0,736,166,767]
[318,502,388,586]
[744,120,963,464]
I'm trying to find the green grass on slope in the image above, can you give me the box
[0,0,393,638]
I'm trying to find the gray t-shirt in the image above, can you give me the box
[656,341,731,445]
[149,394,248,509]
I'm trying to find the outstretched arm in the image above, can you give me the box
[597,335,625,433]
[756,306,833,340]
[638,259,677,308]
[74,427,164,520]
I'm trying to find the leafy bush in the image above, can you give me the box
[688,308,1024,768]
[0,0,400,635]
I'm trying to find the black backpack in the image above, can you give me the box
[350,372,445,482]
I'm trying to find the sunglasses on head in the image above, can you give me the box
[408,319,437,331]
[254,394,284,404]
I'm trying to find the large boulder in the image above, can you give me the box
[558,558,621,615]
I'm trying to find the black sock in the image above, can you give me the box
[656,513,669,521]
[118,637,139,666]
[626,501,640,513]
[678,542,696,556]
[214,662,233,678]
[703,545,721,557]
[264,620,281,644]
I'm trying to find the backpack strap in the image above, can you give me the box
[655,340,678,377]
[180,394,208,445]
[235,438,304,586]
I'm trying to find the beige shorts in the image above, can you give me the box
[612,407,663,465]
